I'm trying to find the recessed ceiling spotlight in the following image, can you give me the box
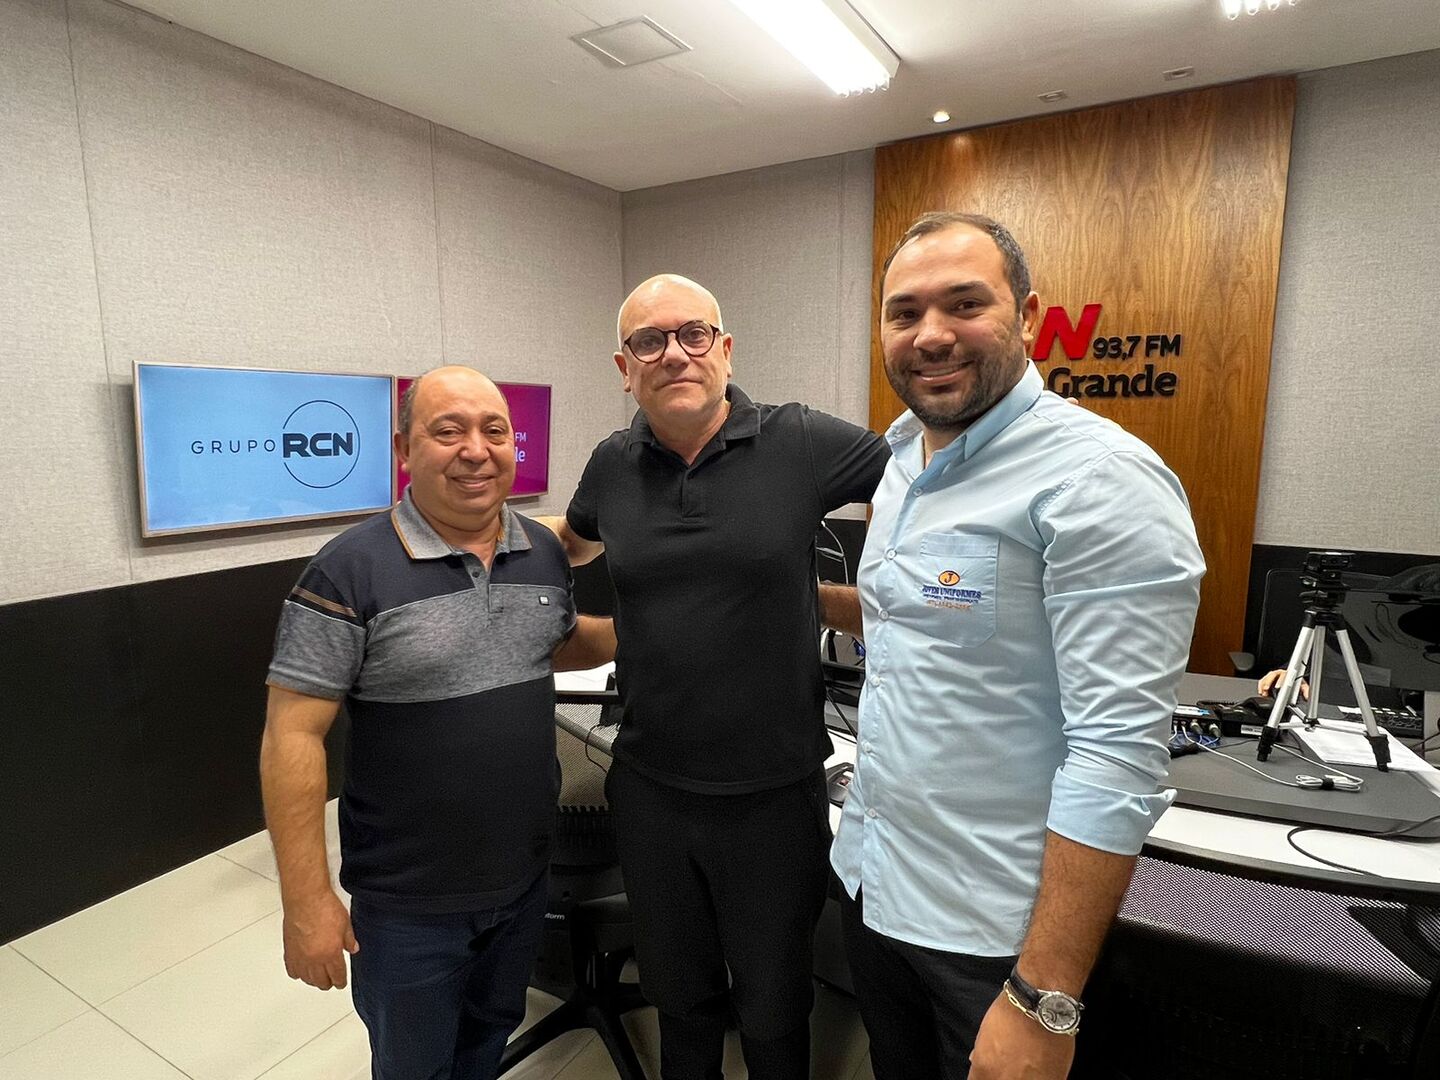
[1163,67,1195,81]
[932,110,950,123]
[1038,90,1068,103]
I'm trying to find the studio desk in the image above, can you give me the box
[555,666,1440,1079]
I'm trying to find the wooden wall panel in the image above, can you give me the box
[871,78,1295,674]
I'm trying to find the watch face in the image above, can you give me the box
[1037,992,1080,1033]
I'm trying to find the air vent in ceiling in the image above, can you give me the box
[573,17,691,68]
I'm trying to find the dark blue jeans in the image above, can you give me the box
[349,871,549,1080]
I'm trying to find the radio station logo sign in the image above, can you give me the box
[135,365,393,536]
[1031,304,1183,400]
[188,398,362,490]
[282,400,360,489]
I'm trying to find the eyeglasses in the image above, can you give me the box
[623,321,721,364]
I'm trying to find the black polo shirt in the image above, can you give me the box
[267,492,576,913]
[566,384,889,793]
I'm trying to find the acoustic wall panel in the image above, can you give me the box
[433,125,625,517]
[0,0,133,603]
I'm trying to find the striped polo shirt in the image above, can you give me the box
[267,490,576,913]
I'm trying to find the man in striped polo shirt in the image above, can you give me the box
[261,366,615,1080]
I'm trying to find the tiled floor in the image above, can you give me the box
[1,802,874,1080]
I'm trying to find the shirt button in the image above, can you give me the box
[912,486,924,496]
[471,570,481,579]
[866,807,879,819]
[879,609,890,621]
[884,548,896,560]
[862,740,873,753]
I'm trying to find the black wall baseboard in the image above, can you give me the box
[0,557,347,943]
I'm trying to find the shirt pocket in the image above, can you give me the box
[916,531,998,647]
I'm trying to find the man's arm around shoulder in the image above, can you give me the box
[536,515,603,567]
[553,615,616,672]
[819,583,863,639]
[261,685,356,991]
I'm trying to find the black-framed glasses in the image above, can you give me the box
[623,321,721,364]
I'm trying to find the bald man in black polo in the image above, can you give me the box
[544,276,890,1079]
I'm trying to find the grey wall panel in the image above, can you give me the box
[67,0,444,581]
[0,0,133,603]
[432,127,625,516]
[621,152,875,430]
[1258,50,1440,555]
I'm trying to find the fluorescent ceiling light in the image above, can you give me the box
[727,0,899,96]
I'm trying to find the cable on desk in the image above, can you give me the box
[817,520,851,587]
[584,736,609,776]
[1285,811,1440,878]
[1190,735,1365,792]
[1409,729,1440,754]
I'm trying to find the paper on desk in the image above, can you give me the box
[1294,719,1434,772]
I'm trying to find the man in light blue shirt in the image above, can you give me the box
[828,213,1204,1080]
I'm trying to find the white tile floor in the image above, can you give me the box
[1,802,874,1080]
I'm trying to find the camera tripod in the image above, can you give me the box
[1256,553,1391,772]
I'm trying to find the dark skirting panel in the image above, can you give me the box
[0,556,349,943]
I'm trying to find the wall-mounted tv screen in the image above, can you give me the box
[395,378,551,499]
[134,362,395,537]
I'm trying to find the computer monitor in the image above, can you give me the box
[1342,587,1440,743]
[1342,590,1440,692]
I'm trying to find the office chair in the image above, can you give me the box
[497,698,648,1080]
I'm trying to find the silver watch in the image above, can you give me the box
[1003,966,1083,1036]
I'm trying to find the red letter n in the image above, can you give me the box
[1031,304,1102,361]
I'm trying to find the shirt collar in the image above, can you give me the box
[624,383,761,450]
[884,362,1045,466]
[390,487,530,561]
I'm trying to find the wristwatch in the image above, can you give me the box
[1003,966,1083,1036]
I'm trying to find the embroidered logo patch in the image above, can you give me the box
[921,569,983,610]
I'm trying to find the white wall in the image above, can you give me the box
[0,0,626,605]
[1257,49,1440,555]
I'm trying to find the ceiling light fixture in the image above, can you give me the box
[726,0,899,96]
[932,110,950,123]
[1162,67,1195,81]
[1038,90,1068,103]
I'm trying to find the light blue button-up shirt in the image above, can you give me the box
[830,363,1205,955]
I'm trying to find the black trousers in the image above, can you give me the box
[840,887,1016,1080]
[606,761,833,1080]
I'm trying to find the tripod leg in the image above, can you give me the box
[1333,627,1390,772]
[1260,621,1315,760]
[1306,627,1325,724]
